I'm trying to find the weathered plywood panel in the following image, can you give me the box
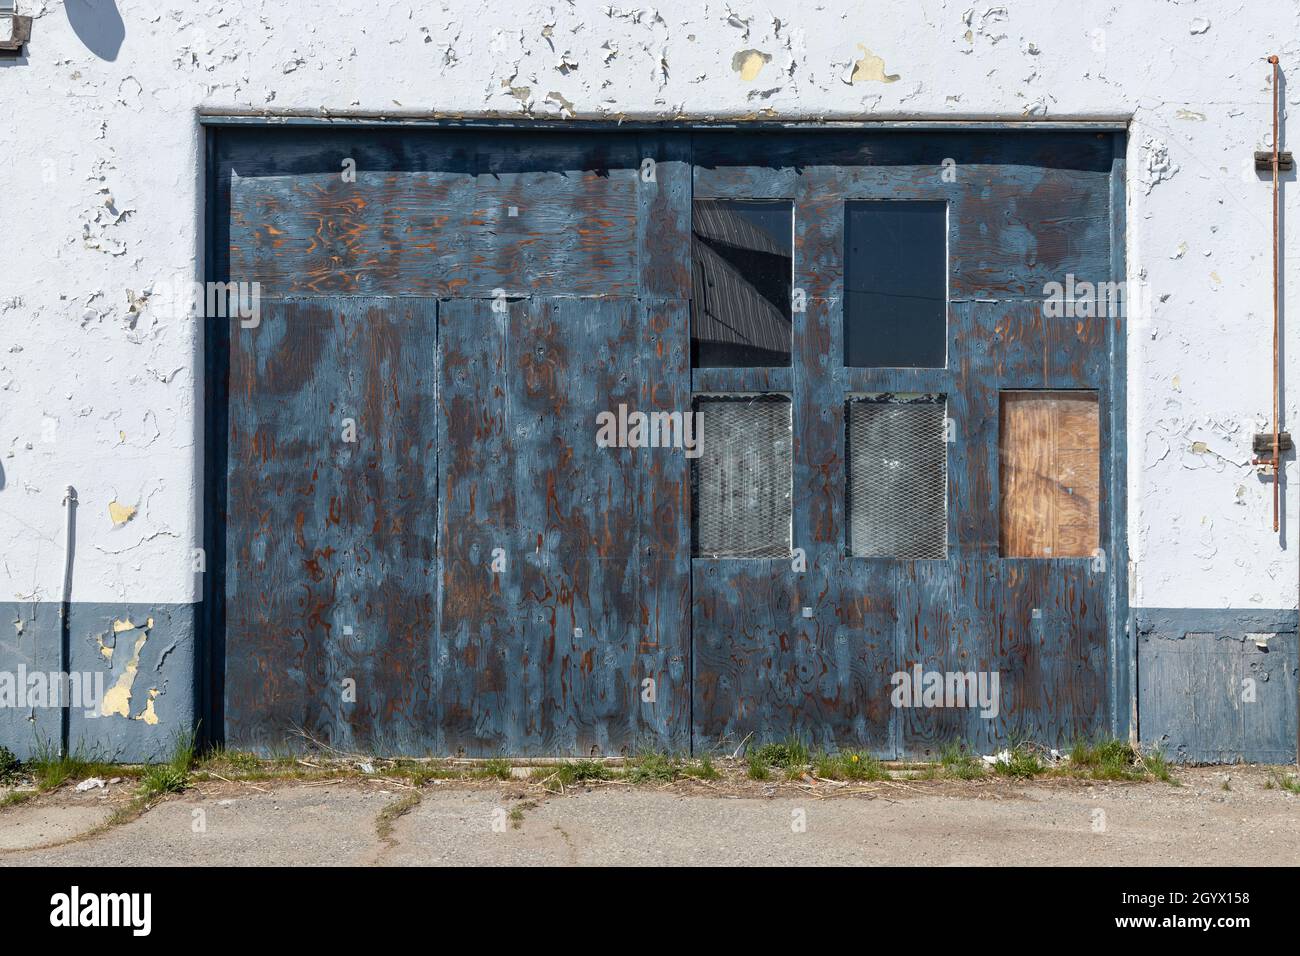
[219,128,691,299]
[437,298,690,755]
[224,298,439,753]
[1000,391,1100,558]
[1138,611,1298,764]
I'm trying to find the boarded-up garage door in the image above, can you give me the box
[209,125,1125,757]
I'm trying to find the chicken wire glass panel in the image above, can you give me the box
[846,396,947,558]
[692,396,793,557]
[691,200,793,368]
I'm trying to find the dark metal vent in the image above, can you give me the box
[846,395,947,559]
[692,395,792,558]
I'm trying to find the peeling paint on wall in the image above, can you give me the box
[731,49,771,82]
[849,44,900,84]
[108,500,137,527]
[99,616,152,719]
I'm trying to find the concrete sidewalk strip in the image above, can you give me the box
[2,767,1298,867]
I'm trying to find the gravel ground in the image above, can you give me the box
[1,765,1297,867]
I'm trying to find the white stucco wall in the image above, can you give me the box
[0,0,1296,610]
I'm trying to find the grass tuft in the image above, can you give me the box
[136,729,196,802]
[625,750,680,784]
[471,758,513,781]
[992,744,1046,779]
[1068,738,1146,781]
[28,738,118,792]
[939,742,986,780]
[376,791,422,843]
[1,790,35,809]
[751,736,810,772]
[1273,773,1300,795]
[812,750,890,781]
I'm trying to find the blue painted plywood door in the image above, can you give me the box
[214,126,694,754]
[436,296,691,755]
[689,131,1124,758]
[213,126,1122,758]
[222,297,440,753]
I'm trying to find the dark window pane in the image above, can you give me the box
[691,200,793,367]
[692,395,792,557]
[845,202,947,368]
[846,395,947,558]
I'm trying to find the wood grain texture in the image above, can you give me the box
[215,128,1123,757]
[690,132,1117,756]
[224,298,439,753]
[999,391,1100,558]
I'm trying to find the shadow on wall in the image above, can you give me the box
[65,0,124,61]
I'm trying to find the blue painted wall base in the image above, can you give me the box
[1137,608,1298,764]
[0,602,197,763]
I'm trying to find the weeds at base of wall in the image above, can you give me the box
[1265,772,1300,794]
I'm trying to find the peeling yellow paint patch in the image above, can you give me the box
[135,688,160,725]
[731,49,772,82]
[97,634,114,661]
[851,44,900,83]
[112,618,136,633]
[101,626,148,718]
[108,500,137,527]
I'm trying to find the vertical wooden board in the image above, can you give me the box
[509,297,640,754]
[897,559,1009,755]
[691,560,800,748]
[693,559,896,753]
[829,562,900,756]
[949,308,998,554]
[792,299,843,558]
[637,298,692,750]
[437,297,517,755]
[225,298,438,753]
[637,134,692,298]
[1040,563,1108,740]
[982,559,1051,743]
[999,393,1055,557]
[637,299,692,558]
[439,297,687,755]
[994,560,1107,744]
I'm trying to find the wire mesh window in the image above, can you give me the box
[846,395,948,559]
[692,395,793,558]
[691,199,794,368]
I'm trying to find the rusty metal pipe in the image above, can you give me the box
[1272,56,1281,534]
